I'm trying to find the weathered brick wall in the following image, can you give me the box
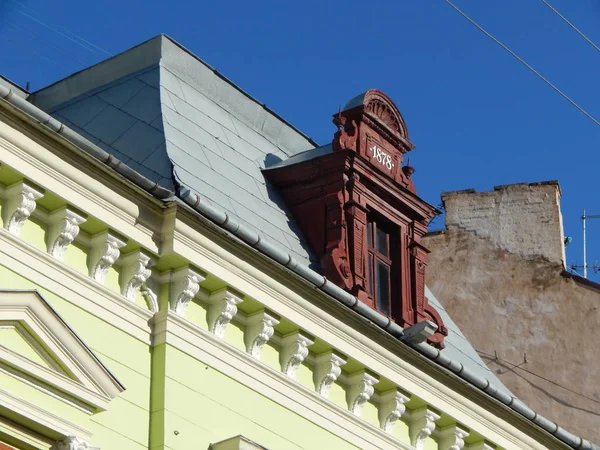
[442,182,565,266]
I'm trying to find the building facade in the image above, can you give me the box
[424,182,600,443]
[0,35,595,450]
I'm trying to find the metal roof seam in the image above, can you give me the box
[0,84,597,450]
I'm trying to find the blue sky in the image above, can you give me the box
[2,0,600,278]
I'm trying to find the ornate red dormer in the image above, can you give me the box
[264,90,447,348]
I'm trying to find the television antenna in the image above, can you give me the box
[569,209,600,278]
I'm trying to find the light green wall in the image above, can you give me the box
[0,263,151,449]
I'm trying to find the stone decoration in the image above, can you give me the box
[3,181,44,236]
[438,424,470,450]
[244,310,280,359]
[313,351,346,398]
[410,408,440,450]
[207,289,244,338]
[120,250,154,303]
[54,436,94,450]
[89,231,126,283]
[346,371,379,416]
[378,389,410,434]
[279,331,314,379]
[169,267,205,317]
[47,208,87,261]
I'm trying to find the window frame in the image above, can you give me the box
[366,212,399,317]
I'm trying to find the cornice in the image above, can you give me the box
[151,310,414,450]
[0,228,153,344]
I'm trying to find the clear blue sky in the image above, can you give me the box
[2,0,600,278]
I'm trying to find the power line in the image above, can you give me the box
[539,0,600,54]
[2,18,87,67]
[0,32,58,67]
[7,0,112,57]
[442,0,600,129]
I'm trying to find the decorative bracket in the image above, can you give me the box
[279,331,314,379]
[169,266,205,317]
[47,207,87,260]
[346,371,379,416]
[313,350,346,398]
[89,231,126,283]
[378,389,410,434]
[409,407,440,450]
[2,181,44,236]
[207,288,244,338]
[120,250,155,304]
[438,424,470,450]
[244,310,280,359]
[54,436,97,450]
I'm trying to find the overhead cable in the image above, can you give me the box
[442,0,600,129]
[539,0,600,54]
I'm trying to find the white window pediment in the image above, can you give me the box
[0,290,124,415]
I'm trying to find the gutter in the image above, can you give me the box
[0,83,596,450]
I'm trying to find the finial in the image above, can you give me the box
[333,107,346,129]
[402,157,415,178]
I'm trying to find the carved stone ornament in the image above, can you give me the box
[207,289,244,338]
[54,436,95,450]
[47,208,87,260]
[410,408,440,450]
[3,181,44,237]
[312,351,346,398]
[345,371,379,416]
[120,250,155,303]
[169,267,205,317]
[89,232,126,284]
[378,389,410,434]
[140,283,159,313]
[279,331,314,379]
[449,427,470,450]
[244,310,280,359]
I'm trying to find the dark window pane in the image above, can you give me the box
[368,253,374,295]
[376,226,389,256]
[367,222,373,247]
[376,260,390,315]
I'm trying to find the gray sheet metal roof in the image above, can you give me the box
[3,34,597,448]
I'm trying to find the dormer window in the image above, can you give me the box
[263,89,448,348]
[366,214,397,316]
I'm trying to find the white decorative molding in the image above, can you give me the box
[279,331,314,379]
[169,266,205,317]
[346,371,379,416]
[120,250,155,303]
[89,231,126,283]
[244,310,280,359]
[2,181,44,236]
[313,350,346,398]
[378,389,410,434]
[46,207,87,260]
[207,288,244,338]
[409,407,440,450]
[140,283,159,313]
[438,424,470,450]
[54,436,96,450]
